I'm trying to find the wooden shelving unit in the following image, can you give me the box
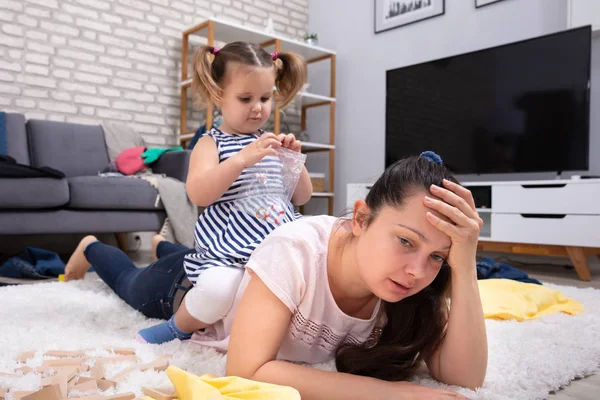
[179,18,337,215]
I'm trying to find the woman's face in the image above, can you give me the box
[353,191,452,303]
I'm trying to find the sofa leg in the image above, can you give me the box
[115,233,129,253]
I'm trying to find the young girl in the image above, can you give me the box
[64,151,486,398]
[66,41,312,345]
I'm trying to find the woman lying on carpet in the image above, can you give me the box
[64,152,487,399]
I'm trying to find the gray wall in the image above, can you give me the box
[306,0,600,214]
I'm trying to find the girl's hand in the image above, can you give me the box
[236,133,281,168]
[424,179,483,274]
[395,382,471,399]
[277,133,302,152]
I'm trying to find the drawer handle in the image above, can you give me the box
[521,184,567,189]
[520,214,566,219]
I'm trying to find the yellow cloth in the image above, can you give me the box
[478,279,584,321]
[144,365,301,400]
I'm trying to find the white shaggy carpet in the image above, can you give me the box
[1,278,600,400]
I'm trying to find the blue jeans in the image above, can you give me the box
[84,241,193,320]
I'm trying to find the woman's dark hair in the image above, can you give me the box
[335,154,459,382]
[192,41,306,109]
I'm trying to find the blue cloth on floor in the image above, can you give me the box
[0,111,7,155]
[0,248,65,279]
[476,257,542,285]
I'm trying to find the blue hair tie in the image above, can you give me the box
[420,151,443,166]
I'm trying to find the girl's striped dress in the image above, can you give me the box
[183,128,303,285]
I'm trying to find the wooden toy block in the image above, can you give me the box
[105,393,136,400]
[110,365,139,382]
[68,396,104,400]
[32,366,52,375]
[44,350,83,358]
[16,351,36,363]
[141,387,176,400]
[55,366,79,382]
[90,363,105,379]
[78,364,91,373]
[96,379,117,391]
[68,379,98,396]
[40,375,68,398]
[95,355,139,366]
[139,355,171,372]
[105,346,136,356]
[0,387,5,399]
[0,373,17,377]
[21,384,63,400]
[15,366,33,374]
[74,376,96,385]
[43,358,83,367]
[12,391,36,400]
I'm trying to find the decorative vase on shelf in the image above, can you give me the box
[304,33,318,46]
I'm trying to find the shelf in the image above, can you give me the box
[312,192,334,198]
[180,80,335,107]
[185,18,336,62]
[476,208,492,213]
[478,236,492,241]
[302,142,335,153]
[179,132,195,140]
[298,92,335,107]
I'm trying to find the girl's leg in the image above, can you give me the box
[152,234,191,260]
[66,236,192,320]
[137,266,244,344]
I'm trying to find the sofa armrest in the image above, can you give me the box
[152,150,191,182]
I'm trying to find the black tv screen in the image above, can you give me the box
[386,26,591,174]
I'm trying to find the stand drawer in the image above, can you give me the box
[491,213,600,247]
[492,183,600,215]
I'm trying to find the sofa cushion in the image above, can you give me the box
[67,176,163,210]
[0,177,69,209]
[27,119,110,177]
[5,113,30,165]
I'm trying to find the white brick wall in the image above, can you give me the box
[1,0,308,144]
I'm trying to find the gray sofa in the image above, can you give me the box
[0,112,190,236]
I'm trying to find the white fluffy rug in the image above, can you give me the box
[1,279,600,400]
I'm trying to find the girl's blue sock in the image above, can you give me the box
[136,315,193,344]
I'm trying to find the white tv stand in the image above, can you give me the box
[347,179,600,281]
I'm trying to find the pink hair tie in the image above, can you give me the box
[212,47,220,55]
[271,52,278,60]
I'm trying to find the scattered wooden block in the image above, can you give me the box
[15,366,33,374]
[43,358,83,368]
[55,366,79,382]
[44,350,83,358]
[0,372,18,377]
[96,379,117,391]
[0,387,5,399]
[110,365,138,382]
[94,355,139,366]
[68,396,104,400]
[105,393,136,400]
[40,374,68,398]
[12,391,36,400]
[68,379,98,396]
[105,346,136,356]
[141,387,176,400]
[16,351,36,363]
[78,364,91,373]
[21,384,63,400]
[74,376,96,385]
[90,364,105,379]
[139,355,171,372]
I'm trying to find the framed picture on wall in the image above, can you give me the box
[375,0,445,34]
[475,0,508,8]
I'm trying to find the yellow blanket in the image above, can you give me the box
[478,279,584,321]
[144,365,300,400]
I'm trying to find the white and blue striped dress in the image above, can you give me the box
[183,128,303,285]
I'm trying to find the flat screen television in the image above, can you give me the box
[385,26,591,174]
